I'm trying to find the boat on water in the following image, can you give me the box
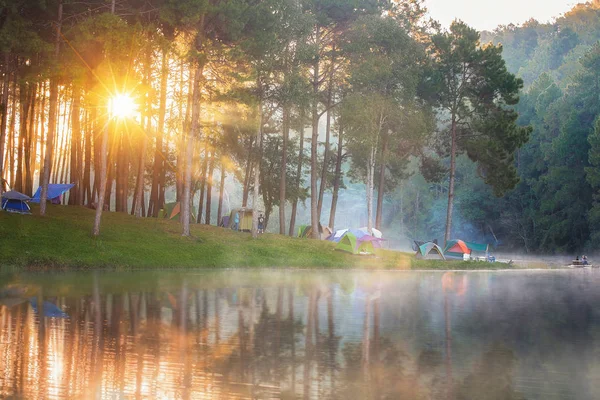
[566,258,598,268]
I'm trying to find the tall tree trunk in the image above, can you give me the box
[205,153,215,225]
[57,97,71,184]
[84,106,92,204]
[289,113,305,237]
[279,106,289,234]
[310,24,321,239]
[328,125,343,231]
[16,80,29,193]
[25,83,36,195]
[196,142,208,223]
[92,123,108,236]
[182,57,203,236]
[69,85,81,205]
[217,160,226,226]
[38,81,47,188]
[178,61,193,203]
[0,53,10,197]
[242,137,253,207]
[252,101,263,239]
[40,0,62,215]
[8,71,16,187]
[134,41,152,218]
[444,116,457,246]
[149,47,168,217]
[366,144,376,235]
[134,129,148,218]
[317,48,335,220]
[375,134,388,230]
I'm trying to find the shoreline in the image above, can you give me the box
[0,206,554,273]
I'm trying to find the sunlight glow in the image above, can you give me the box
[108,94,137,119]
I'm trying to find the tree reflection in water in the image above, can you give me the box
[0,270,599,399]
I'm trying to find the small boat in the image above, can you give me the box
[566,259,597,268]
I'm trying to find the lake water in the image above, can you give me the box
[1,269,599,399]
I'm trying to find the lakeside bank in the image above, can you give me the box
[1,206,526,271]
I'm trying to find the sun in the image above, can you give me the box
[108,93,138,119]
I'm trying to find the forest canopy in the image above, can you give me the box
[6,0,590,253]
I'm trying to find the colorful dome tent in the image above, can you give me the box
[335,231,384,255]
[416,242,446,260]
[161,202,196,221]
[443,239,471,259]
[328,228,349,242]
[358,227,383,238]
[1,190,31,214]
[443,240,489,260]
[297,223,333,240]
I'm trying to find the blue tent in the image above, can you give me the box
[31,183,75,204]
[1,190,31,214]
[29,298,69,318]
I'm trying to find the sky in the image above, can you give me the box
[425,0,577,31]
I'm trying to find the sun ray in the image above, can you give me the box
[108,93,138,119]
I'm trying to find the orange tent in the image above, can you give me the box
[444,239,471,259]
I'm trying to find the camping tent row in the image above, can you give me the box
[327,228,385,255]
[415,239,489,260]
[1,184,75,214]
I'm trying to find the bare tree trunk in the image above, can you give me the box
[317,49,335,220]
[57,97,72,185]
[8,71,16,187]
[182,58,203,236]
[69,85,81,205]
[176,60,188,202]
[0,53,10,197]
[289,114,305,237]
[196,142,208,223]
[38,81,47,188]
[40,0,62,215]
[242,137,253,207]
[310,24,321,239]
[252,103,263,239]
[444,116,457,246]
[366,144,375,235]
[375,134,388,230]
[279,106,289,234]
[84,103,92,204]
[134,41,152,218]
[205,152,215,225]
[134,131,147,218]
[149,47,168,217]
[16,80,29,193]
[217,160,226,225]
[328,125,343,231]
[25,83,36,195]
[92,124,108,236]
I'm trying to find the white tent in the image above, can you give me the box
[358,227,383,238]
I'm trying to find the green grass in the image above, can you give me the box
[0,205,412,270]
[0,205,522,271]
[410,259,521,270]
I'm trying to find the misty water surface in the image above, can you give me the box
[1,269,599,399]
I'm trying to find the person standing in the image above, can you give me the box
[233,212,240,231]
[258,213,265,234]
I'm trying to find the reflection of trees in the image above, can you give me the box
[338,292,424,400]
[455,344,524,400]
[1,271,600,399]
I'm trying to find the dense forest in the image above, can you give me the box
[404,0,600,253]
[0,0,559,250]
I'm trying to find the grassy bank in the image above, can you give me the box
[0,206,522,271]
[0,205,414,270]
